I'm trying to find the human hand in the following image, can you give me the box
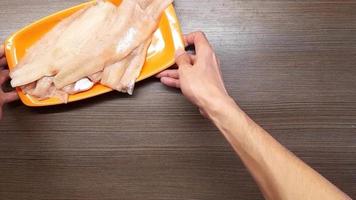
[156,32,231,116]
[0,45,19,120]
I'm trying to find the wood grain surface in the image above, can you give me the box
[1,0,356,199]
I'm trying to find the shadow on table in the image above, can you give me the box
[7,78,165,115]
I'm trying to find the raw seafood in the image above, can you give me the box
[11,2,117,87]
[101,39,151,94]
[10,0,172,102]
[22,77,68,103]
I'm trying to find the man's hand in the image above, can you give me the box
[156,32,231,116]
[0,45,18,120]
[158,32,351,200]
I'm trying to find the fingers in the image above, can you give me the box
[2,91,19,104]
[156,69,180,89]
[0,44,4,58]
[184,31,211,53]
[190,54,196,63]
[160,77,180,88]
[0,57,6,67]
[175,49,192,67]
[0,69,19,104]
[0,70,10,85]
[183,35,190,47]
[0,45,6,68]
[156,69,179,79]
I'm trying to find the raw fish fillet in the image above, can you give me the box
[10,0,172,102]
[88,72,103,83]
[17,7,89,70]
[11,1,118,87]
[23,77,68,103]
[100,39,151,94]
[117,40,152,94]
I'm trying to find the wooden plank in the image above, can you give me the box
[0,0,355,199]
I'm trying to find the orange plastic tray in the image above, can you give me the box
[4,0,183,107]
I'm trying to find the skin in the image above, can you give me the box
[156,31,351,200]
[0,45,18,120]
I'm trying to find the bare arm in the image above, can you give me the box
[156,32,351,200]
[0,45,19,120]
[207,97,350,200]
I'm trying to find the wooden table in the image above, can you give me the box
[1,0,355,199]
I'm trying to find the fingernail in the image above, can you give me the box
[175,49,186,58]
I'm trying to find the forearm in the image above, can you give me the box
[205,97,350,200]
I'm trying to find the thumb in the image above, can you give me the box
[175,49,192,67]
[3,91,19,104]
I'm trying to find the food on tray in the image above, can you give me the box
[10,0,172,103]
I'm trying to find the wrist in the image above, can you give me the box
[202,94,253,128]
[201,94,241,119]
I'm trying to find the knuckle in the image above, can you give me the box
[196,31,206,38]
